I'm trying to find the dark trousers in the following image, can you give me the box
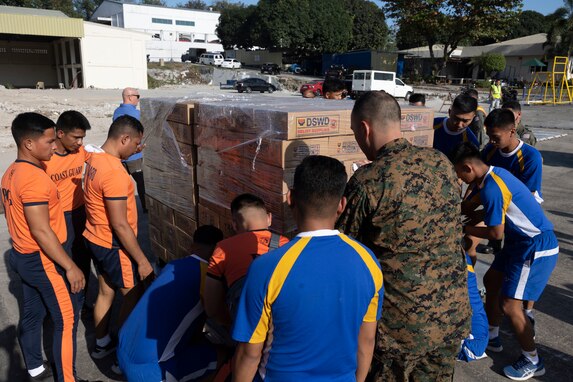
[64,206,91,307]
[123,158,146,211]
[10,249,80,382]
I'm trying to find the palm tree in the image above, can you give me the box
[545,0,573,57]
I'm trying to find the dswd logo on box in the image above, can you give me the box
[296,115,340,137]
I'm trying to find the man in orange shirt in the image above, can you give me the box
[2,113,85,381]
[83,115,153,361]
[44,111,92,307]
[204,193,289,330]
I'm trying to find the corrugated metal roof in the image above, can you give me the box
[0,6,83,38]
[0,5,67,17]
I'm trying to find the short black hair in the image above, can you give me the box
[451,94,478,114]
[352,91,401,128]
[502,100,521,112]
[11,112,56,146]
[57,110,91,133]
[464,89,479,99]
[408,93,426,105]
[449,142,482,165]
[484,108,515,131]
[108,115,144,139]
[193,225,224,246]
[230,193,268,215]
[292,155,347,219]
[322,78,346,95]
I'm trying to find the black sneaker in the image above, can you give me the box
[90,341,116,359]
[29,363,52,381]
[111,360,123,375]
[476,244,494,254]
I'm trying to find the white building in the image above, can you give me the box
[0,5,148,89]
[91,0,224,62]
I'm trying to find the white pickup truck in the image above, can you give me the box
[351,70,413,100]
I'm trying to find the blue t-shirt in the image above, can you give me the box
[433,117,479,157]
[482,140,543,203]
[118,255,207,368]
[480,166,553,241]
[232,230,384,382]
[113,103,142,161]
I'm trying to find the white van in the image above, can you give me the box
[352,70,413,99]
[199,53,224,66]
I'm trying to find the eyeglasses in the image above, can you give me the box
[129,94,140,99]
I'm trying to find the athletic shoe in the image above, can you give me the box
[90,341,116,359]
[503,355,545,380]
[476,244,494,254]
[29,363,52,381]
[487,336,503,352]
[111,360,123,375]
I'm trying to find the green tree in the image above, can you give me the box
[346,0,388,50]
[475,53,506,78]
[178,0,207,9]
[73,0,103,20]
[216,3,258,49]
[141,0,165,6]
[307,0,352,53]
[0,0,78,16]
[509,10,548,39]
[255,0,312,52]
[387,0,522,75]
[546,0,573,57]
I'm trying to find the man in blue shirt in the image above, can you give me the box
[113,87,146,212]
[482,108,545,326]
[116,225,224,381]
[452,142,558,381]
[232,155,384,382]
[434,94,480,158]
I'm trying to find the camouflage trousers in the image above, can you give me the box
[366,340,458,382]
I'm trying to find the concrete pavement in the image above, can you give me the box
[0,101,572,381]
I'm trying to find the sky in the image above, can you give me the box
[165,0,565,15]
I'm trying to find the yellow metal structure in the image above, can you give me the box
[526,56,573,105]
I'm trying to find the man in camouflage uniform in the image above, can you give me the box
[336,91,471,382]
[502,101,537,146]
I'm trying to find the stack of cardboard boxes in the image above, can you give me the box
[143,96,434,262]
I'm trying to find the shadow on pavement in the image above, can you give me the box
[539,150,573,169]
[535,283,573,327]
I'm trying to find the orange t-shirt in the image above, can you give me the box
[44,146,89,212]
[83,152,137,248]
[1,160,67,253]
[207,230,289,288]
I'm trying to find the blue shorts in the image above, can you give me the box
[86,240,138,289]
[491,231,558,301]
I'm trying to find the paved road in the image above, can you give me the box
[0,104,571,382]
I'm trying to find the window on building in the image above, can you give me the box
[176,20,195,26]
[152,18,172,25]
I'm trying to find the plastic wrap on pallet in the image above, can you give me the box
[140,97,198,218]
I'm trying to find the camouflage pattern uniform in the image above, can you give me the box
[469,106,488,149]
[336,138,471,382]
[516,122,537,146]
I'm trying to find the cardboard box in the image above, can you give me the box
[402,129,434,147]
[400,107,434,132]
[167,101,195,125]
[168,121,194,145]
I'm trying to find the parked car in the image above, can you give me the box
[221,59,242,69]
[261,63,281,75]
[300,80,324,96]
[199,53,224,66]
[351,70,413,100]
[235,78,277,93]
